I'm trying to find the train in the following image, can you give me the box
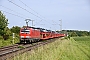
[20,26,65,43]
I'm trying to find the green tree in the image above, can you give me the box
[4,27,12,36]
[70,32,78,37]
[88,31,90,36]
[10,26,20,34]
[0,11,8,35]
[0,11,9,40]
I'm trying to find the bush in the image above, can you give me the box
[0,36,3,39]
[64,36,68,39]
[3,35,9,40]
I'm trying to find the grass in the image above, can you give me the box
[0,36,19,47]
[73,36,90,58]
[11,36,90,60]
[73,37,90,51]
[18,46,25,48]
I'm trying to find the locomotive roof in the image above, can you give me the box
[22,26,53,32]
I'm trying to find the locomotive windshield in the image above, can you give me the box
[21,29,30,33]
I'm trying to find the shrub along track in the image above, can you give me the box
[0,38,61,60]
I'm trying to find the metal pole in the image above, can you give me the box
[13,33,15,44]
[59,19,62,31]
[31,20,34,26]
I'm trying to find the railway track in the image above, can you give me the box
[0,38,61,60]
[0,44,18,51]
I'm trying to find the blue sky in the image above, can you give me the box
[0,0,90,31]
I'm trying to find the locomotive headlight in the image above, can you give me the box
[20,36,24,38]
[26,36,30,38]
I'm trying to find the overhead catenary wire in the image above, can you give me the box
[0,5,30,18]
[7,0,43,20]
[1,10,26,19]
[8,0,58,24]
[7,0,60,30]
[18,0,59,25]
[18,0,45,18]
[7,0,50,26]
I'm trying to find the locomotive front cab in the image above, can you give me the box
[20,28,31,43]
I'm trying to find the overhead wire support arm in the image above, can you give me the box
[25,19,34,27]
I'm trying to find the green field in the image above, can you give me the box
[11,37,90,60]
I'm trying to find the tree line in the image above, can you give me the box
[62,30,90,37]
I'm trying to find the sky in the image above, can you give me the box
[0,0,90,31]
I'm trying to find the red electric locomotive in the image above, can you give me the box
[20,27,40,43]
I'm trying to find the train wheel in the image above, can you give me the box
[38,39,40,42]
[20,40,22,43]
[29,40,31,43]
